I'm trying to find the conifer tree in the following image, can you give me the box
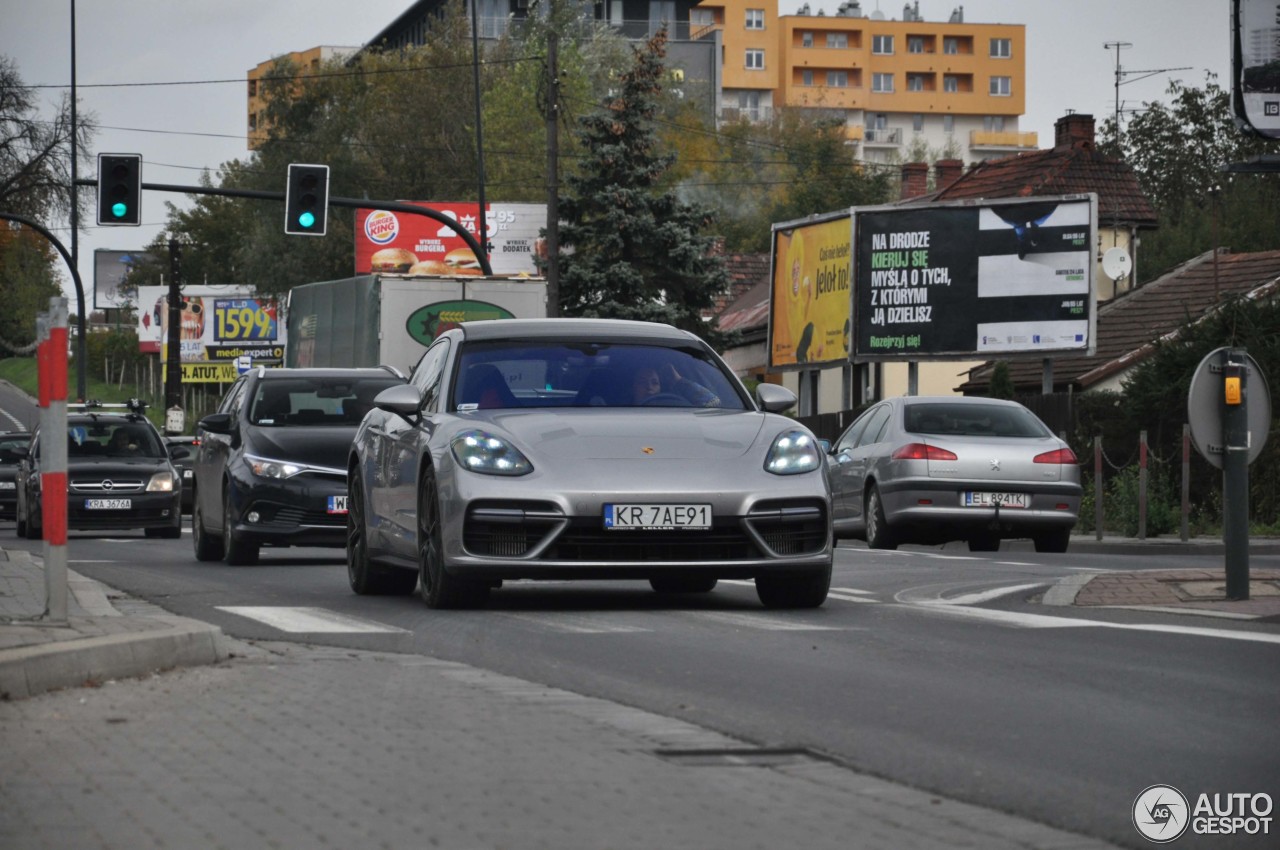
[556,30,729,341]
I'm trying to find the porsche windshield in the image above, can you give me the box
[452,342,748,411]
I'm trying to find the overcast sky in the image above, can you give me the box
[0,0,1232,305]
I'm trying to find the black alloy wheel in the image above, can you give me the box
[418,467,488,609]
[192,486,225,561]
[865,485,897,550]
[222,487,259,566]
[348,468,416,595]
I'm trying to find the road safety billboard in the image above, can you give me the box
[768,212,853,369]
[853,195,1097,360]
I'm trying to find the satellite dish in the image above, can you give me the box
[1102,247,1132,281]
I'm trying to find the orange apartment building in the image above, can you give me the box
[247,46,357,149]
[693,0,1036,163]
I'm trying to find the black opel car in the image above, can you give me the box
[0,431,32,520]
[192,366,406,565]
[14,402,186,539]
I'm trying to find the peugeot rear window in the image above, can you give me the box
[904,403,1049,438]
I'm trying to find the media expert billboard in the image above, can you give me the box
[854,195,1097,359]
[355,203,545,276]
[135,285,285,382]
[769,214,854,369]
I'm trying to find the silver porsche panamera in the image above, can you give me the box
[346,318,833,609]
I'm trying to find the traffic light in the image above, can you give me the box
[97,154,141,226]
[284,163,329,236]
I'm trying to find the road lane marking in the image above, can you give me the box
[904,603,1280,644]
[923,583,1047,606]
[501,613,650,634]
[690,611,845,631]
[216,606,408,633]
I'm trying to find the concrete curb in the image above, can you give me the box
[0,614,229,700]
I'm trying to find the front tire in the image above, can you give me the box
[24,504,41,540]
[968,533,1001,552]
[418,467,488,609]
[755,564,831,609]
[865,486,897,550]
[348,468,416,595]
[222,487,259,566]
[192,489,224,561]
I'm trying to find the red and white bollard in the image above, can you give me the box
[36,298,69,622]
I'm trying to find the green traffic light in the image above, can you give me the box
[112,202,128,218]
[299,211,316,228]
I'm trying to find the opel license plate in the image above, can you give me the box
[85,498,131,510]
[962,492,1028,509]
[604,504,711,530]
[327,495,348,515]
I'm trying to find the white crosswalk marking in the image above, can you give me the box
[217,606,408,633]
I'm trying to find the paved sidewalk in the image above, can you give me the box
[0,547,227,700]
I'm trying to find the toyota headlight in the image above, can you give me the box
[245,455,305,479]
[450,429,532,476]
[764,429,821,475]
[146,471,176,492]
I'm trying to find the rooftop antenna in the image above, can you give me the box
[1104,40,1191,147]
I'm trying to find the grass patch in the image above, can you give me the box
[0,357,165,429]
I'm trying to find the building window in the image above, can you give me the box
[872,34,894,54]
[907,74,924,92]
[943,114,954,133]
[746,49,765,70]
[943,36,958,54]
[908,36,925,53]
[802,31,813,47]
[690,9,713,27]
[944,75,958,93]
[746,9,764,30]
[801,69,813,86]
[248,113,257,131]
[990,38,1011,58]
[248,79,258,97]
[826,32,848,48]
[983,115,1006,132]
[872,73,894,92]
[913,114,924,132]
[739,91,761,120]
[990,76,1011,96]
[827,70,848,87]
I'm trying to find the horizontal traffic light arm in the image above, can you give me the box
[74,178,494,275]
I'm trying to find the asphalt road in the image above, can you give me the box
[5,527,1276,849]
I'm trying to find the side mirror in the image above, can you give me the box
[169,446,192,461]
[818,439,832,454]
[755,383,797,413]
[198,412,235,435]
[374,384,425,418]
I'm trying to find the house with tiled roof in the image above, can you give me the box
[922,112,1159,302]
[958,248,1280,395]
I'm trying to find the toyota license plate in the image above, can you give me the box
[85,498,132,510]
[961,492,1028,509]
[327,495,348,515]
[604,503,711,530]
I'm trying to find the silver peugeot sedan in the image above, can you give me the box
[346,318,833,609]
[827,395,1080,552]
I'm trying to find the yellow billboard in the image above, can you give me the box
[180,363,240,383]
[769,214,853,369]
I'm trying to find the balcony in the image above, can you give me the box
[969,130,1039,150]
[863,127,903,146]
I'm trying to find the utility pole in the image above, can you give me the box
[544,28,561,316]
[165,240,183,434]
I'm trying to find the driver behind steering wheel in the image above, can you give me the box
[631,363,719,407]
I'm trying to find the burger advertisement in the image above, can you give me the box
[356,202,546,277]
[769,213,854,370]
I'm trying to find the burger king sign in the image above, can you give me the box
[355,202,545,277]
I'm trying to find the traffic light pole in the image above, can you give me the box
[73,179,494,274]
[165,240,183,434]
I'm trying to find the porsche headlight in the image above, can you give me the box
[450,429,532,476]
[764,429,821,475]
[146,471,176,492]
[245,455,305,479]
